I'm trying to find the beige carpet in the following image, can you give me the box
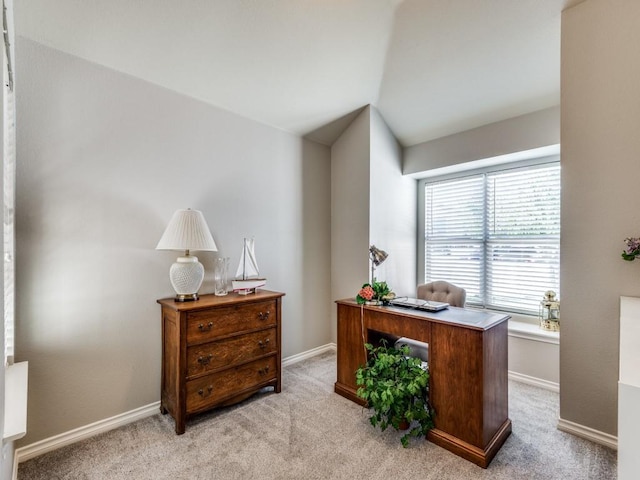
[18,351,616,479]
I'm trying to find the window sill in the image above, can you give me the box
[508,319,560,345]
[469,307,560,345]
[4,361,28,442]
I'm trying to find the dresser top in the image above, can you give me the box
[158,289,285,312]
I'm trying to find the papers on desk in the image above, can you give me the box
[389,297,449,312]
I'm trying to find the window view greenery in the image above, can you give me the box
[423,163,560,315]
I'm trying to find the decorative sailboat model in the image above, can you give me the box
[232,238,267,295]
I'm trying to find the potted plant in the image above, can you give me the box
[356,281,395,305]
[355,341,434,447]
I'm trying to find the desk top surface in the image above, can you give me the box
[336,298,509,331]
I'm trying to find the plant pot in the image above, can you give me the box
[397,418,410,431]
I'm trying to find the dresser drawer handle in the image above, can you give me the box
[258,311,270,321]
[198,322,213,332]
[258,366,270,376]
[198,385,213,398]
[258,339,270,349]
[197,354,213,365]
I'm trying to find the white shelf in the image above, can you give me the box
[4,361,28,442]
[620,296,640,387]
[620,296,640,479]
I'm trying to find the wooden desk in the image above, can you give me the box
[335,299,511,468]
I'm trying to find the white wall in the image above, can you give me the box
[560,0,640,436]
[509,335,559,386]
[15,38,332,445]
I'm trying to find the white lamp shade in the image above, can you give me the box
[156,209,218,252]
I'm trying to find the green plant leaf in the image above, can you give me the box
[354,341,434,447]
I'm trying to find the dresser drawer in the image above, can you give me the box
[186,328,277,377]
[186,356,277,413]
[186,300,276,344]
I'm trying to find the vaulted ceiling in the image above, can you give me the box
[14,0,581,146]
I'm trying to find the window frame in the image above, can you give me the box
[417,154,560,316]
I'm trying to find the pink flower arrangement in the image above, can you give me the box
[356,281,393,304]
[358,285,375,302]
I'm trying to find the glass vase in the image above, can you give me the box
[214,257,229,296]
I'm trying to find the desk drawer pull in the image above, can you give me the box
[197,354,213,365]
[258,311,270,321]
[258,339,270,349]
[258,366,270,376]
[198,385,213,398]
[198,322,213,332]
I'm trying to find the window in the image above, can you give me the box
[420,160,560,315]
[3,10,15,365]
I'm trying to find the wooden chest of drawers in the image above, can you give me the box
[158,290,284,434]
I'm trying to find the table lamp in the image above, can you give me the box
[156,209,218,301]
[369,244,388,284]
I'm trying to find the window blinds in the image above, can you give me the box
[424,164,561,315]
[3,42,15,364]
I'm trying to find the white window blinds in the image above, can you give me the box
[424,163,560,315]
[3,31,15,365]
[425,175,484,304]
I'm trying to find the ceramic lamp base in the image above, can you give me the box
[169,255,204,301]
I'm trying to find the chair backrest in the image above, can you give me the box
[417,281,466,308]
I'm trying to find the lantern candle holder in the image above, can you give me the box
[539,290,560,332]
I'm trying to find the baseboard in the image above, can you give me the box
[14,401,161,467]
[557,417,618,450]
[14,343,337,471]
[508,370,559,392]
[282,342,336,367]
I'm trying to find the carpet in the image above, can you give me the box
[18,351,616,479]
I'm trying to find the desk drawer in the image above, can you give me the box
[186,300,276,344]
[186,356,277,413]
[366,310,431,344]
[186,328,277,377]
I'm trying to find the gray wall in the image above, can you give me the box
[369,107,416,297]
[330,107,371,340]
[404,106,559,175]
[560,0,640,436]
[330,105,417,343]
[15,38,332,445]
